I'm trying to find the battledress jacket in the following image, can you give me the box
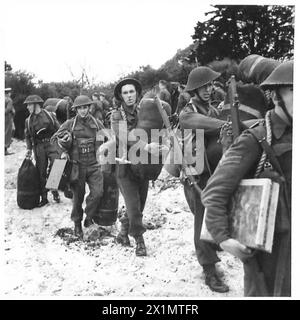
[55,114,106,164]
[201,109,291,244]
[201,109,291,296]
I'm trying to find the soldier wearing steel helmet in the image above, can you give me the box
[24,95,61,206]
[90,92,105,122]
[178,66,229,293]
[54,95,106,237]
[5,87,15,155]
[202,60,293,296]
[108,77,163,257]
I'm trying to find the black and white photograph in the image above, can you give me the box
[1,0,298,302]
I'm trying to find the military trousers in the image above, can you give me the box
[117,168,149,238]
[70,163,103,223]
[183,175,220,267]
[34,141,61,197]
[5,113,14,148]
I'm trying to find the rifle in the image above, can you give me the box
[227,75,242,139]
[154,96,202,196]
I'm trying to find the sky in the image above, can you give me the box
[2,0,296,85]
[2,0,213,84]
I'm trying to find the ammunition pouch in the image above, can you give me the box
[77,138,96,155]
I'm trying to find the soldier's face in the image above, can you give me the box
[77,105,89,118]
[197,82,213,101]
[279,86,293,117]
[121,84,137,106]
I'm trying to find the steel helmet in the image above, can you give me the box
[24,95,44,104]
[238,54,280,85]
[185,66,221,92]
[260,60,293,89]
[72,95,92,109]
[114,78,142,101]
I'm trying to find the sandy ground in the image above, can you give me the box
[3,139,243,297]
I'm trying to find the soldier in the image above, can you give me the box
[99,92,111,127]
[5,87,15,155]
[99,92,110,113]
[178,66,229,293]
[90,92,105,121]
[202,61,293,296]
[176,84,191,116]
[24,95,61,206]
[55,95,106,237]
[110,78,162,256]
[158,80,172,105]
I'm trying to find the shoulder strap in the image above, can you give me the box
[71,116,77,133]
[43,109,55,126]
[89,114,100,131]
[249,122,285,177]
[27,114,34,137]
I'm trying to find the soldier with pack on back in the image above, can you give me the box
[178,66,229,293]
[107,78,168,257]
[24,95,61,206]
[54,95,106,237]
[90,92,105,122]
[202,60,293,296]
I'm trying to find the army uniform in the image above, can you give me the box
[176,91,191,116]
[99,93,110,112]
[5,89,15,155]
[158,88,171,105]
[90,100,105,122]
[55,96,106,231]
[24,95,61,205]
[180,96,221,267]
[114,102,149,238]
[111,78,149,256]
[178,66,229,293]
[202,61,293,296]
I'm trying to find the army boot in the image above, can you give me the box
[203,264,229,293]
[134,235,147,257]
[74,221,83,238]
[116,219,130,246]
[52,190,60,203]
[38,194,49,207]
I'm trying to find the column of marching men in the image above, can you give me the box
[5,54,293,296]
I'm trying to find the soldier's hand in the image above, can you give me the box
[220,238,253,261]
[144,142,169,157]
[25,149,32,159]
[98,143,108,157]
[61,152,70,160]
